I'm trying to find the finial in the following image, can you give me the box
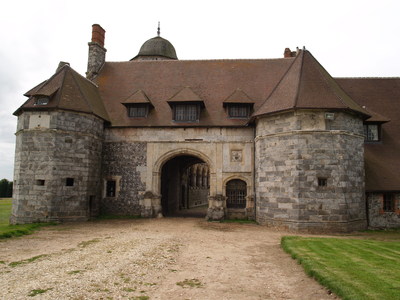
[157,22,160,37]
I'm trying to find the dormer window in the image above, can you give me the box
[364,124,380,142]
[121,90,153,119]
[223,88,254,119]
[227,104,251,118]
[174,104,200,122]
[34,96,49,106]
[127,104,149,118]
[167,87,204,123]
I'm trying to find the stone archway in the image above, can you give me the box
[160,155,209,217]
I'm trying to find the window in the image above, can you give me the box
[34,96,49,105]
[318,178,327,187]
[383,193,395,212]
[228,105,251,118]
[174,104,199,122]
[35,179,45,186]
[364,124,380,142]
[226,179,247,208]
[66,178,74,186]
[106,180,116,197]
[128,104,148,118]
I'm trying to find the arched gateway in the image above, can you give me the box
[140,149,225,219]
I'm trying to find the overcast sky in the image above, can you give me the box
[0,0,399,180]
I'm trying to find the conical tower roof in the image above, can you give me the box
[15,63,109,121]
[252,49,370,119]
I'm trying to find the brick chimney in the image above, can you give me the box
[86,24,107,80]
[284,47,297,58]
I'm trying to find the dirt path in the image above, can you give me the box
[0,218,337,299]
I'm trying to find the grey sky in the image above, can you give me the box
[0,0,399,180]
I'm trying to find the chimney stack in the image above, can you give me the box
[283,47,297,58]
[86,24,107,80]
[91,24,105,47]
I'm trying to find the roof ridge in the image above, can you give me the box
[55,66,68,107]
[293,49,305,108]
[107,57,293,64]
[251,51,302,118]
[70,70,95,113]
[306,51,369,115]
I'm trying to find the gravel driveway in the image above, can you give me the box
[0,218,337,299]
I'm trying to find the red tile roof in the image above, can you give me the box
[94,58,293,127]
[16,64,109,122]
[253,50,370,118]
[337,78,400,191]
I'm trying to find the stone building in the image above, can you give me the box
[11,24,400,231]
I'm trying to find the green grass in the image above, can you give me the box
[281,236,400,300]
[0,198,55,239]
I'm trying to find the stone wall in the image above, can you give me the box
[367,192,400,228]
[104,127,254,219]
[255,110,367,232]
[11,110,104,224]
[188,187,208,207]
[101,141,147,215]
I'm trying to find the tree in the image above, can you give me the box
[6,181,13,197]
[0,179,10,197]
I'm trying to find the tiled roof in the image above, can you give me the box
[223,88,255,105]
[337,78,400,191]
[253,50,370,118]
[94,58,294,127]
[15,64,109,122]
[121,89,152,105]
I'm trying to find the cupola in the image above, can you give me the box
[131,23,178,61]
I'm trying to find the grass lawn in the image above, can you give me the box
[0,198,52,239]
[282,235,400,300]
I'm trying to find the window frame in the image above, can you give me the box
[226,179,247,209]
[106,180,116,197]
[173,103,200,122]
[227,104,251,119]
[318,177,328,187]
[363,123,381,142]
[127,104,149,118]
[34,96,49,106]
[65,178,74,186]
[383,193,395,212]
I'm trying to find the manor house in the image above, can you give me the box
[11,24,400,231]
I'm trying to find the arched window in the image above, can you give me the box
[226,179,247,208]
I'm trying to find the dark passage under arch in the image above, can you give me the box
[161,155,209,217]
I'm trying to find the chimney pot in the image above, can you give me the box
[91,24,106,48]
[284,48,292,58]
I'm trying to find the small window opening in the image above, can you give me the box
[363,124,380,142]
[35,179,45,186]
[106,180,116,197]
[128,104,148,118]
[174,104,200,122]
[34,96,49,106]
[66,178,74,186]
[228,105,251,118]
[383,193,395,212]
[318,178,327,187]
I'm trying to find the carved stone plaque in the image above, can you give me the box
[231,150,242,162]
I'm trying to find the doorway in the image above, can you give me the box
[161,155,209,217]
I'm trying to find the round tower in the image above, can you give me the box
[11,63,109,224]
[253,50,368,232]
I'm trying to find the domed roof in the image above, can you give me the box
[132,36,178,60]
